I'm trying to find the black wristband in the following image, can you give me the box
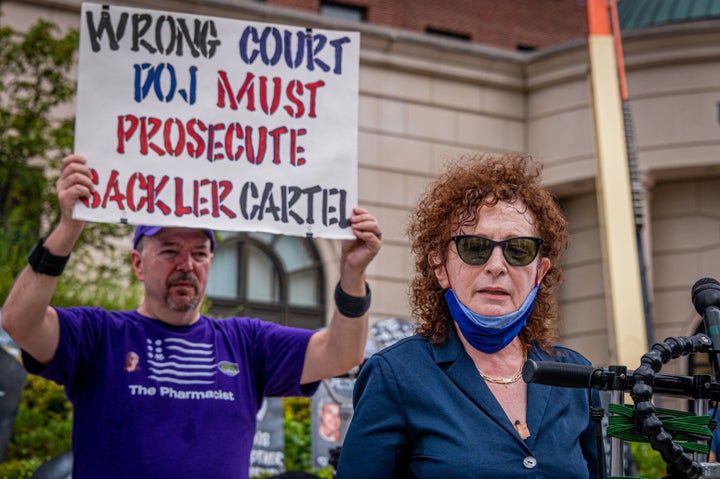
[28,237,71,276]
[334,281,371,318]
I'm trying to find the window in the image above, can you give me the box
[320,1,367,22]
[425,27,471,42]
[516,43,537,53]
[207,232,325,329]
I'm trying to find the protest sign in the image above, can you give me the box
[73,3,360,239]
[311,378,353,469]
[370,317,415,350]
[250,397,285,477]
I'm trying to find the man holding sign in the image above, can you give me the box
[1,154,382,478]
[3,3,375,475]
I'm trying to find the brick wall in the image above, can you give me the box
[267,0,588,50]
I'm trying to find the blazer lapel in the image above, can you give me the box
[433,328,530,445]
[524,348,551,449]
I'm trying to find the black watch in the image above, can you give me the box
[28,238,71,276]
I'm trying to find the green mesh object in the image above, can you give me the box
[606,403,713,455]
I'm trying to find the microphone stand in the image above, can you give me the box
[609,366,627,478]
[523,334,720,479]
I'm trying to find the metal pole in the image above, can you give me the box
[608,0,655,345]
[586,0,648,367]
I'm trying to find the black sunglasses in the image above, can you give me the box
[450,235,544,267]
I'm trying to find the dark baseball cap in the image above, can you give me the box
[133,225,216,251]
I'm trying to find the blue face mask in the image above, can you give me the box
[445,285,539,353]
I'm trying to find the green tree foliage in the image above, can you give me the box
[630,442,667,479]
[1,376,71,473]
[0,19,77,296]
[0,18,139,308]
[283,396,314,472]
[280,397,333,479]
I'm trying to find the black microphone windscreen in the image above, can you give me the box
[522,359,599,389]
[692,277,720,314]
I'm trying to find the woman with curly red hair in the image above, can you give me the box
[337,153,604,478]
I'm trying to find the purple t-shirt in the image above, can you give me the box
[23,307,317,479]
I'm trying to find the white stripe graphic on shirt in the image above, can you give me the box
[147,376,217,385]
[146,337,217,385]
[147,361,215,370]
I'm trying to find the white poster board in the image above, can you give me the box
[73,3,360,239]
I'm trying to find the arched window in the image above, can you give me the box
[206,231,326,330]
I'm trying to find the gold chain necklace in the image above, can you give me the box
[477,352,527,386]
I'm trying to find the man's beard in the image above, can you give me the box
[165,273,201,312]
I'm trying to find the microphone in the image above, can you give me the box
[522,359,701,398]
[691,277,720,380]
[522,359,606,389]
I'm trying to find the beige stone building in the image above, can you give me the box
[3,0,720,388]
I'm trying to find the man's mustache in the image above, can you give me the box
[167,273,199,289]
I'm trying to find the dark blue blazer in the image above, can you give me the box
[336,328,605,479]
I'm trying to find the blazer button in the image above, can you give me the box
[523,456,537,469]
